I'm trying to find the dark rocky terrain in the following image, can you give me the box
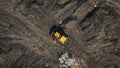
[0,0,120,68]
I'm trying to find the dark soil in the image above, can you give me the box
[0,0,120,68]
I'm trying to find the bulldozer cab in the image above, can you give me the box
[49,25,68,44]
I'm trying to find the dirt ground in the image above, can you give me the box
[0,0,120,68]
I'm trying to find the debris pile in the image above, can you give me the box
[58,52,79,68]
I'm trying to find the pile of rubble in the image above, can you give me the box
[58,52,79,68]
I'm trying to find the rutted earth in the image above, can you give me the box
[0,0,120,68]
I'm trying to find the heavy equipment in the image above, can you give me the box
[49,24,68,44]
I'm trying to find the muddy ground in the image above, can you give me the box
[0,0,120,68]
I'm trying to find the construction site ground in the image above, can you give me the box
[0,0,120,68]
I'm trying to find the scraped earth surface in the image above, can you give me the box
[0,0,120,68]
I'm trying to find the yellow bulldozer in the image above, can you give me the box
[49,25,68,44]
